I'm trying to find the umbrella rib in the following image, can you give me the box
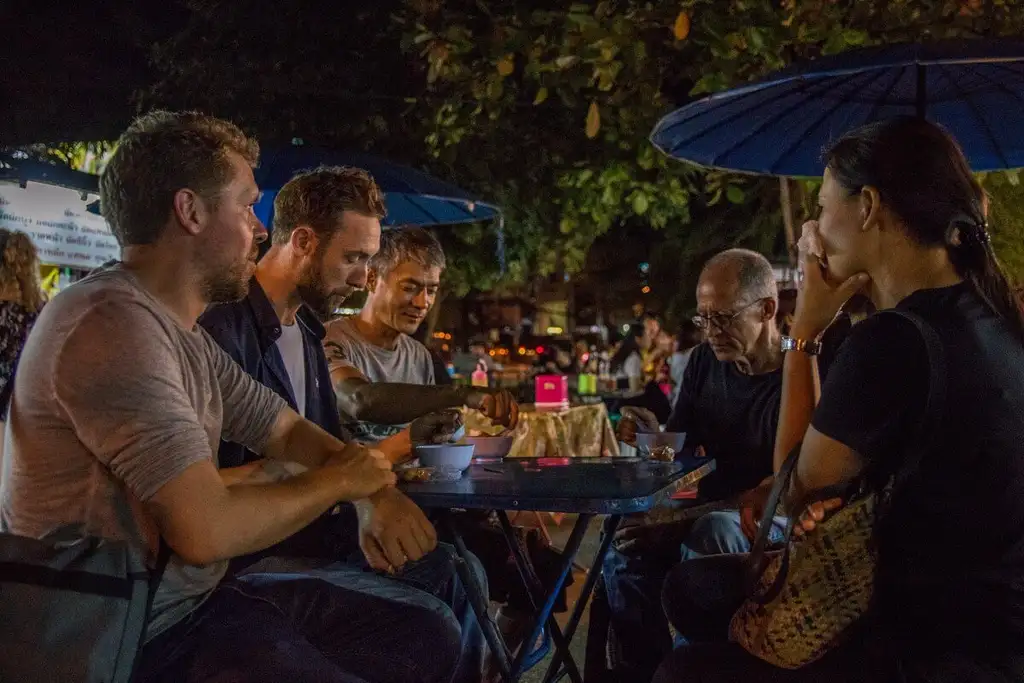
[656,76,813,144]
[935,62,1009,168]
[962,62,1024,107]
[673,70,870,159]
[982,62,1024,89]
[768,67,897,174]
[403,192,449,226]
[861,64,911,124]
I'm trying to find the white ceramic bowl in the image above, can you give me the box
[414,443,476,470]
[635,432,687,452]
[463,436,514,459]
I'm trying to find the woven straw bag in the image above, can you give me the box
[729,310,947,670]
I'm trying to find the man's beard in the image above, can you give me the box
[296,257,345,321]
[202,249,255,304]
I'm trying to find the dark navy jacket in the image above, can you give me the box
[199,277,344,468]
[198,277,357,566]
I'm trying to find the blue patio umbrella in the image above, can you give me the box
[253,146,500,228]
[651,39,1024,176]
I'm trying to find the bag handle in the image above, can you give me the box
[743,441,800,593]
[743,309,947,600]
[130,540,172,681]
[877,310,947,500]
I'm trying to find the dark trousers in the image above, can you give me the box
[135,546,479,683]
[600,510,783,681]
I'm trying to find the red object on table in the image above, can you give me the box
[535,375,569,411]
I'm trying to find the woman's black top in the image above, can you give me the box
[813,283,1024,674]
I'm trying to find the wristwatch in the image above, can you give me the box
[781,336,821,355]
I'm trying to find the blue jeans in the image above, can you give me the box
[601,510,786,681]
[679,509,787,560]
[136,545,483,683]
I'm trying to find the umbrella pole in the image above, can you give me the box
[780,177,798,266]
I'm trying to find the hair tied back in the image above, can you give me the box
[946,213,990,249]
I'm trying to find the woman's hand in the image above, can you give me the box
[791,220,870,340]
[792,498,844,538]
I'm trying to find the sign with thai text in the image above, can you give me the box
[0,181,119,269]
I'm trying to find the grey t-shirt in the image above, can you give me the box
[0,266,287,639]
[323,316,434,444]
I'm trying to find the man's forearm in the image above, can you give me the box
[201,468,350,563]
[262,410,347,469]
[336,381,469,424]
[151,463,353,566]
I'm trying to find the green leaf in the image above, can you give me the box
[726,185,746,204]
[632,192,650,215]
[533,86,549,104]
[748,27,765,52]
[842,29,868,46]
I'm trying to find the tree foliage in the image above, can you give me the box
[137,0,1024,315]
[396,0,1024,313]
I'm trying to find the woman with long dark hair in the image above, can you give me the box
[656,117,1024,682]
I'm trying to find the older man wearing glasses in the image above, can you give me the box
[603,249,803,681]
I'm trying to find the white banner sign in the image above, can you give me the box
[0,181,120,270]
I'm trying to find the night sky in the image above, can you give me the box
[1,1,188,145]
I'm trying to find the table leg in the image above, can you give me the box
[440,511,514,682]
[540,514,622,683]
[496,510,589,683]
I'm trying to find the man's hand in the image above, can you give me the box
[465,388,519,429]
[323,444,396,501]
[355,488,438,572]
[617,406,660,445]
[738,477,775,543]
[410,409,465,445]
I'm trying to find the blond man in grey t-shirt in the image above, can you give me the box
[0,112,462,683]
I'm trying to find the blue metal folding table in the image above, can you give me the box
[401,456,714,683]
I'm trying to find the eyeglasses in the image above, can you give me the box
[692,299,766,331]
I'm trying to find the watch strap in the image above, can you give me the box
[781,335,821,355]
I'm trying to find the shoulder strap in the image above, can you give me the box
[147,540,172,607]
[131,540,172,679]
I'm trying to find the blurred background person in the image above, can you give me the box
[0,229,46,454]
[668,320,703,408]
[610,322,647,392]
